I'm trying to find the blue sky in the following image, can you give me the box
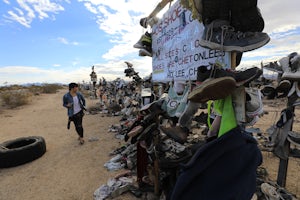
[0,0,300,86]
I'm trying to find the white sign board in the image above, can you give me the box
[151,0,231,82]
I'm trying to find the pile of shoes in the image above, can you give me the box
[261,52,300,100]
[94,175,142,200]
[104,144,137,171]
[257,181,297,200]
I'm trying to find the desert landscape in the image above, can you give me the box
[0,88,300,200]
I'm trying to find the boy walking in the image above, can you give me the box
[63,83,86,144]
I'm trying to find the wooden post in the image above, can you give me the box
[231,52,237,69]
[148,0,173,19]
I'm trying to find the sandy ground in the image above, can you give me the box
[0,89,300,199]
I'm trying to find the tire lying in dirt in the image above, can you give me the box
[0,136,46,168]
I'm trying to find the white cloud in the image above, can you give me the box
[2,0,300,85]
[78,0,160,61]
[6,8,31,27]
[3,0,68,27]
[259,0,300,34]
[57,37,79,45]
[0,66,89,85]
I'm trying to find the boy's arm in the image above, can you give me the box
[63,94,69,108]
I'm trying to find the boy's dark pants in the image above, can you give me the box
[69,110,84,138]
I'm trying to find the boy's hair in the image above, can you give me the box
[69,82,78,90]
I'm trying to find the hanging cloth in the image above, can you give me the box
[213,95,237,137]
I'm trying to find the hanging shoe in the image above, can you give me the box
[245,88,264,118]
[244,88,263,126]
[281,53,300,81]
[199,20,270,52]
[139,47,152,57]
[133,32,152,49]
[188,77,236,103]
[196,64,262,86]
[140,17,148,28]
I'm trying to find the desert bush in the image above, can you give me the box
[0,89,32,108]
[40,84,63,94]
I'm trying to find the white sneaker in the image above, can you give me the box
[281,53,300,81]
[260,182,281,200]
[245,88,263,118]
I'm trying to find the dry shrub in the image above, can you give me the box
[40,84,63,94]
[0,84,63,109]
[0,89,32,108]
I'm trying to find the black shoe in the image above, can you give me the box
[261,85,277,100]
[199,20,270,52]
[193,111,209,125]
[197,64,262,86]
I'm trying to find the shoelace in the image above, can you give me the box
[206,22,251,48]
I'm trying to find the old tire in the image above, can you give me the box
[0,136,46,168]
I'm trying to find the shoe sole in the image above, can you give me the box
[188,77,236,103]
[287,131,300,144]
[199,35,270,52]
[133,43,146,49]
[139,49,152,57]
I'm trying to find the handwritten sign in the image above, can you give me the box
[151,0,231,82]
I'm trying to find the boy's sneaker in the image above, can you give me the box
[188,77,236,103]
[197,65,262,86]
[199,20,270,52]
[133,32,152,49]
